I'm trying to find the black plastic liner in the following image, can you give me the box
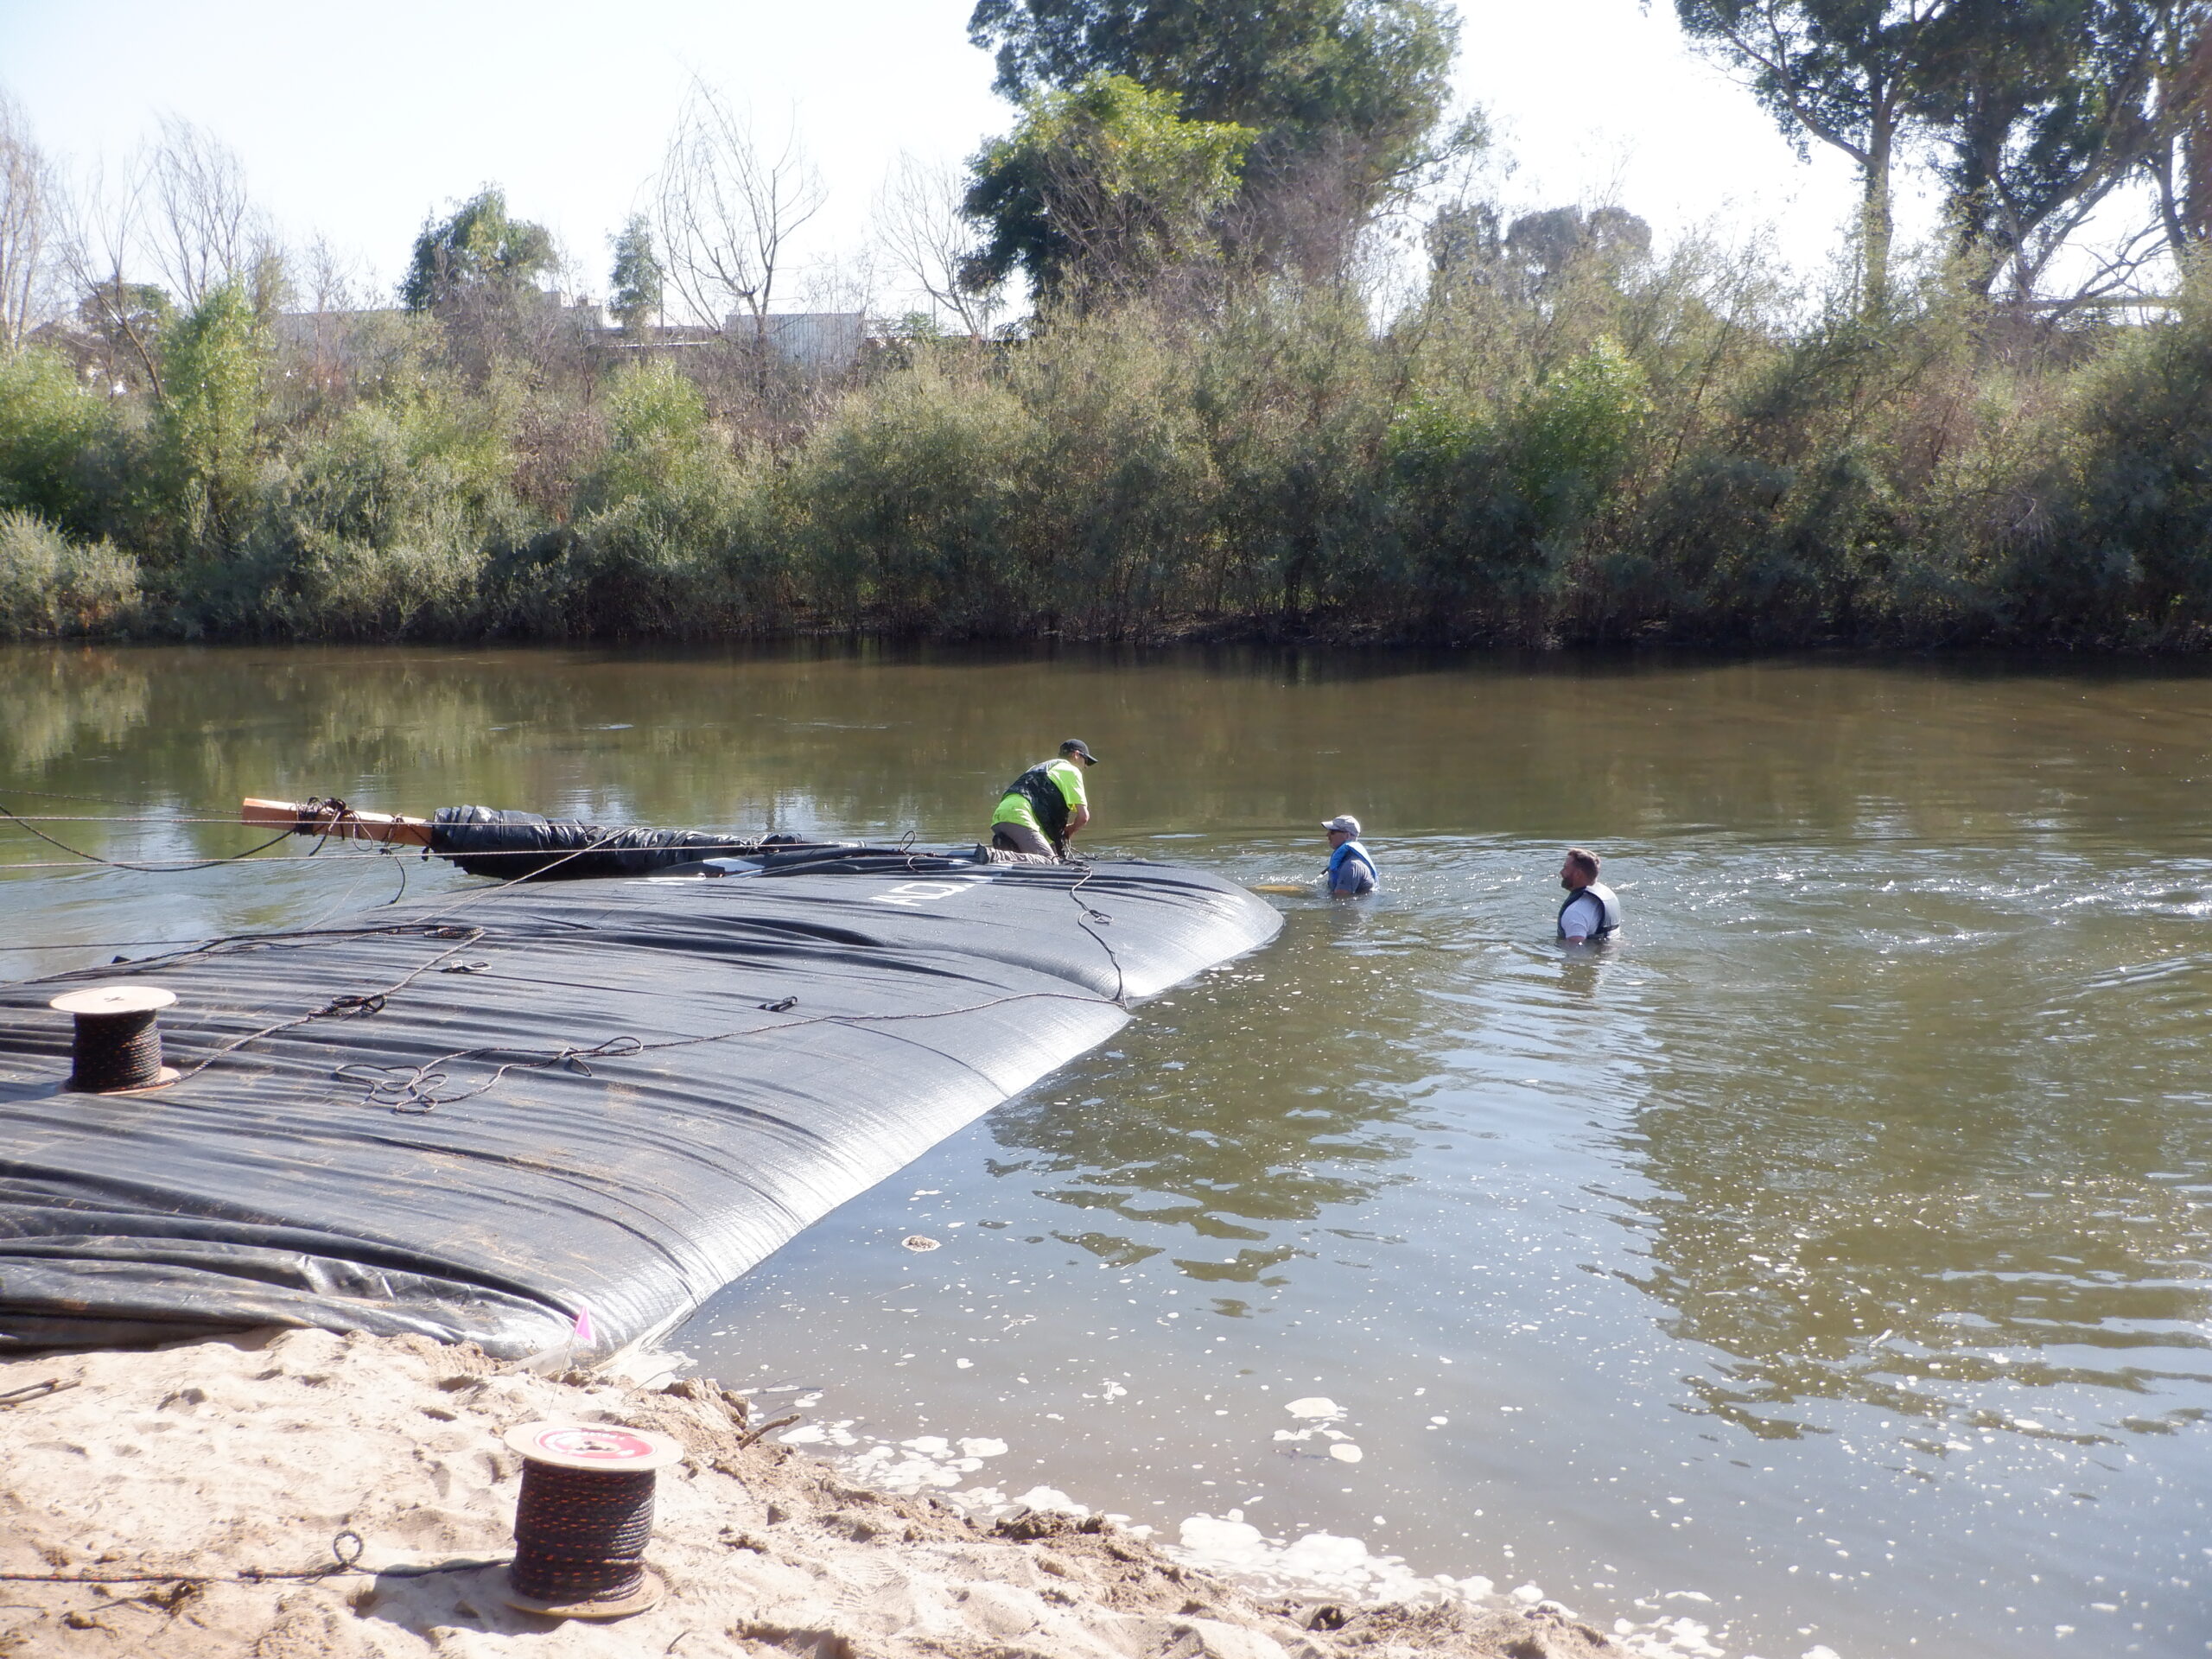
[0,853,1279,1358]
[428,804,824,879]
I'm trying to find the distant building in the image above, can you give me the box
[589,310,874,374]
[722,312,870,372]
[53,290,880,378]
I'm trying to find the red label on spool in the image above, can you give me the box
[504,1420,683,1471]
[531,1427,654,1461]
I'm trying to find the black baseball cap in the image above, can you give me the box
[1060,739,1099,765]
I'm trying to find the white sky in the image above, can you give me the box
[0,0,1913,316]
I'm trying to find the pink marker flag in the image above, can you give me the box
[572,1303,595,1344]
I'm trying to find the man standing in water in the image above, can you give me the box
[1558,847,1621,943]
[990,740,1096,858]
[1323,815,1379,896]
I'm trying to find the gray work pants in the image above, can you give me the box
[990,821,1055,858]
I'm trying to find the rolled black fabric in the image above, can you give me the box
[428,805,825,880]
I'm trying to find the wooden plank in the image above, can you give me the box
[241,798,434,847]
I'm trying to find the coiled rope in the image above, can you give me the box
[508,1462,658,1605]
[67,1007,164,1092]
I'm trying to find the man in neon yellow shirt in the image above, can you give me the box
[990,739,1097,858]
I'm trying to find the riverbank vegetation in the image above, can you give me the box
[7,3,2212,650]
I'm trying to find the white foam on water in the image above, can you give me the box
[799,1418,1780,1659]
[1166,1514,1518,1610]
[777,1418,861,1448]
[1014,1484,1090,1514]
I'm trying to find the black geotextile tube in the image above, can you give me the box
[0,855,1280,1358]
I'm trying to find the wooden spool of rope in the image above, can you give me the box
[48,985,179,1093]
[499,1421,683,1619]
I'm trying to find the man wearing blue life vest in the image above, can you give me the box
[990,740,1096,858]
[1557,847,1622,943]
[1323,814,1379,896]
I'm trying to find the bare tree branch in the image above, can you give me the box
[60,156,164,399]
[652,85,826,341]
[0,90,54,348]
[144,114,259,307]
[874,151,1001,337]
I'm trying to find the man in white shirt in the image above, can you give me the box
[1557,848,1622,944]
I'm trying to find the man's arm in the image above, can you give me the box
[1058,763,1091,841]
[1560,894,1598,943]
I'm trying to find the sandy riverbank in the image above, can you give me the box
[0,1328,1622,1658]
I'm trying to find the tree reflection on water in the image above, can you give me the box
[1615,911,2212,1441]
[986,922,1422,1306]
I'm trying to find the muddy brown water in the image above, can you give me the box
[3,644,2208,1657]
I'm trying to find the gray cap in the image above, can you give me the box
[1322,815,1361,836]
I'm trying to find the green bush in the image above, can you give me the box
[1193,296,1394,629]
[207,378,526,639]
[791,359,1042,633]
[17,228,2212,651]
[1007,312,1219,635]
[2012,299,2212,645]
[156,283,269,559]
[523,360,785,637]
[0,350,112,531]
[0,510,143,639]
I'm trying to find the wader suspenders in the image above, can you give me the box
[1005,762,1071,853]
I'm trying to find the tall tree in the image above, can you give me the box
[62,157,168,398]
[2123,1,2212,257]
[652,86,825,343]
[1912,0,2162,302]
[399,188,554,312]
[608,213,664,334]
[1675,0,1956,313]
[963,73,1254,305]
[968,0,1461,267]
[0,92,52,350]
[156,279,264,557]
[143,115,263,309]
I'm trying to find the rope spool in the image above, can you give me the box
[500,1421,682,1619]
[48,986,178,1093]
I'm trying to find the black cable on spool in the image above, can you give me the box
[70,1008,164,1092]
[509,1461,658,1605]
[48,985,179,1094]
[499,1422,682,1620]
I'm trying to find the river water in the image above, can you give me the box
[2,644,2208,1658]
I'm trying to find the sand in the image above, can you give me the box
[0,1327,1625,1659]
